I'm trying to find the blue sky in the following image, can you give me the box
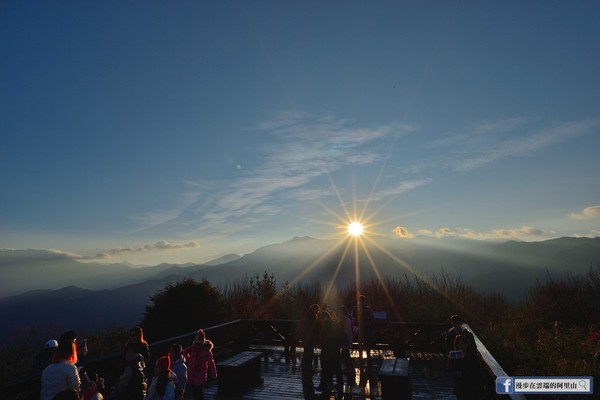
[1,1,599,265]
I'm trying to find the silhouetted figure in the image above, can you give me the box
[339,305,356,387]
[40,340,80,400]
[107,345,148,400]
[184,330,217,400]
[448,333,485,399]
[316,311,343,393]
[300,304,320,399]
[31,339,58,395]
[146,355,176,400]
[352,294,374,371]
[444,315,476,355]
[127,326,151,369]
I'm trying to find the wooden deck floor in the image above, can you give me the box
[195,348,457,400]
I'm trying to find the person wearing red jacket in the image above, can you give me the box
[183,330,217,400]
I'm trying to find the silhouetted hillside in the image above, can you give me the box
[0,276,183,344]
[0,250,245,299]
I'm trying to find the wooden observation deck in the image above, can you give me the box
[0,319,525,400]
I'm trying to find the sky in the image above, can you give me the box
[1,1,599,265]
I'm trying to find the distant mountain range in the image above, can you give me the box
[1,236,599,344]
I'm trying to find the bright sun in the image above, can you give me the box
[348,221,364,237]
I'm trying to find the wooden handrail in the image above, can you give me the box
[464,324,527,400]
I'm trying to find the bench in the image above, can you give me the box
[217,351,264,394]
[378,357,410,399]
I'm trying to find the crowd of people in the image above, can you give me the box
[34,327,217,400]
[33,303,494,400]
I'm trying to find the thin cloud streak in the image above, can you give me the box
[451,118,599,172]
[372,179,432,201]
[109,240,199,255]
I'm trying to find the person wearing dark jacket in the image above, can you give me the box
[316,311,343,392]
[444,314,476,355]
[127,326,151,369]
[448,333,485,399]
[300,304,320,399]
[108,346,147,400]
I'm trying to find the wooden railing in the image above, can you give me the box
[0,319,519,399]
[465,323,527,400]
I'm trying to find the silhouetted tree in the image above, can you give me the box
[141,278,226,340]
[250,271,277,318]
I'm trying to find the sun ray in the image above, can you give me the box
[285,237,347,287]
[357,236,403,321]
[322,239,353,302]
[362,235,476,317]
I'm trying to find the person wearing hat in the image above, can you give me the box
[183,330,217,400]
[30,339,59,394]
[145,355,176,400]
[40,338,81,400]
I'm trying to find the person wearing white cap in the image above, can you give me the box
[40,338,81,400]
[31,340,58,375]
[30,340,59,394]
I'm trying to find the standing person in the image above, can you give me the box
[300,304,320,399]
[339,305,356,387]
[127,326,151,366]
[169,343,187,400]
[107,345,148,400]
[448,333,485,399]
[352,295,374,368]
[444,315,476,355]
[40,339,81,400]
[184,330,217,400]
[316,311,343,393]
[146,356,176,400]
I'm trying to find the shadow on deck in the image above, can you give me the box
[199,347,455,400]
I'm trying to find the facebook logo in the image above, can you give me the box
[496,377,514,394]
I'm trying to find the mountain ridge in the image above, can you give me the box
[1,236,599,344]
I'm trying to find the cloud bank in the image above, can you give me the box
[570,205,600,220]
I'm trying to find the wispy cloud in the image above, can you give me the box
[108,240,199,255]
[569,205,600,220]
[372,179,431,201]
[429,117,599,172]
